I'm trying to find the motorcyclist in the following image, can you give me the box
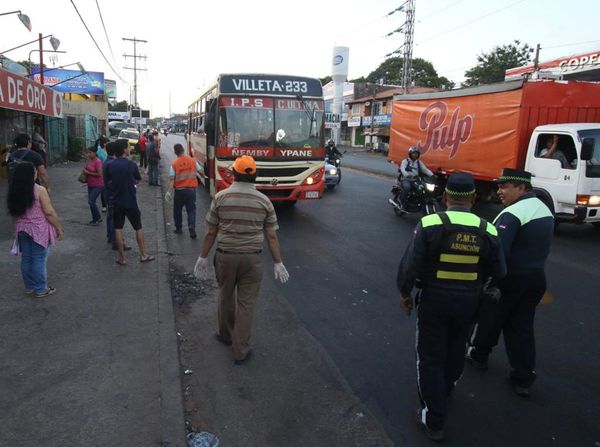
[325,139,343,163]
[397,146,434,207]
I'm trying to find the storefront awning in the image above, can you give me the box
[0,67,63,118]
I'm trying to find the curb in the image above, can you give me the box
[155,162,186,446]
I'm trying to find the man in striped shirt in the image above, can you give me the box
[194,155,289,365]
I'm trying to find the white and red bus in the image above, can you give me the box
[187,73,326,203]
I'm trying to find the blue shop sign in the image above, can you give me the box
[31,67,105,95]
[362,114,392,126]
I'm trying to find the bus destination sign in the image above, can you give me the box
[220,74,322,97]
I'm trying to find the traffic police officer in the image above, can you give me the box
[397,172,506,441]
[467,168,554,397]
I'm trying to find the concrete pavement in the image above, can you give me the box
[338,146,398,179]
[0,161,185,446]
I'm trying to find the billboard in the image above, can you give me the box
[0,67,63,118]
[105,79,117,98]
[31,67,105,95]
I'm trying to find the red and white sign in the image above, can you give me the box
[505,49,600,80]
[0,67,63,118]
[220,97,273,108]
[216,146,325,159]
[275,99,323,111]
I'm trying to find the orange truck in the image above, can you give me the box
[389,79,600,226]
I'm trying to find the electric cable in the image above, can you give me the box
[543,39,600,50]
[417,0,464,22]
[68,0,126,82]
[95,0,116,63]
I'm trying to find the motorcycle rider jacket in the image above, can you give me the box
[399,157,433,179]
[397,209,506,296]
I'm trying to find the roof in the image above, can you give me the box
[534,123,600,131]
[348,86,438,104]
[393,80,524,101]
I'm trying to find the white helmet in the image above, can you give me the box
[408,146,420,156]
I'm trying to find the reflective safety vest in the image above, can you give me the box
[172,155,198,189]
[421,211,498,287]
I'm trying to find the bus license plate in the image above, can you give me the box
[305,191,319,199]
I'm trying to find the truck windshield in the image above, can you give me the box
[579,129,600,178]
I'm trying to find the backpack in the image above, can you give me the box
[6,151,30,185]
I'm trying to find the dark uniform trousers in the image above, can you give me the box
[417,287,481,431]
[469,269,546,387]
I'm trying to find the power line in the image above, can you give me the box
[543,39,600,50]
[95,0,116,63]
[417,0,464,22]
[416,0,528,46]
[68,0,126,82]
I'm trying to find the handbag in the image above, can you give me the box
[10,237,19,256]
[78,171,88,183]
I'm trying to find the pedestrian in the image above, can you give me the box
[397,172,506,442]
[166,143,200,239]
[7,133,50,189]
[138,130,148,170]
[104,138,155,265]
[7,161,63,297]
[194,155,290,365]
[96,137,108,212]
[103,142,132,252]
[83,146,104,225]
[146,133,160,186]
[467,168,554,397]
[31,125,48,165]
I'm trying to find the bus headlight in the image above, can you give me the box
[306,177,314,185]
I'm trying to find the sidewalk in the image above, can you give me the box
[338,146,398,179]
[0,161,184,446]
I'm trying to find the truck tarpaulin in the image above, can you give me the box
[390,88,522,180]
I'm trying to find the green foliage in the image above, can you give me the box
[319,75,332,85]
[109,100,129,111]
[365,57,454,90]
[67,134,84,162]
[463,40,534,87]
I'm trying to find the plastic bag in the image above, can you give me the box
[187,432,220,447]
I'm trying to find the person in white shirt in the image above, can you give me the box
[398,146,434,206]
[539,135,570,169]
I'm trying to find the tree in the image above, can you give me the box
[463,40,534,87]
[109,100,129,112]
[17,60,46,74]
[364,57,454,90]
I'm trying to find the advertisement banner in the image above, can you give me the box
[347,116,361,127]
[390,89,522,180]
[216,146,325,159]
[105,79,117,98]
[31,67,105,95]
[0,67,63,118]
[108,111,130,121]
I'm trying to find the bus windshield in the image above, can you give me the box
[218,96,324,154]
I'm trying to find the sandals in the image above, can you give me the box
[35,287,56,298]
[140,255,155,263]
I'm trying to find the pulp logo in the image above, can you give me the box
[417,101,473,159]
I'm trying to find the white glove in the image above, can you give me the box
[274,262,289,284]
[164,191,172,203]
[194,256,209,280]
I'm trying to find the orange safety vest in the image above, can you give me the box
[172,156,198,189]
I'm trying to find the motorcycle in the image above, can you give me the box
[388,175,441,216]
[324,150,345,190]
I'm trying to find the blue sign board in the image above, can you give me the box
[31,67,105,95]
[362,114,392,126]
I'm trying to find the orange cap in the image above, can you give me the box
[231,155,257,175]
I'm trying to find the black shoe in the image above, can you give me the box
[234,349,252,365]
[215,332,232,346]
[465,349,488,371]
[507,377,531,398]
[112,245,132,251]
[88,220,101,226]
[416,409,445,442]
[174,228,183,234]
[189,228,197,239]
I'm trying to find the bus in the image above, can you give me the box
[187,73,326,203]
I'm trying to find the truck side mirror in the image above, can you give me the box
[205,99,216,145]
[581,138,595,161]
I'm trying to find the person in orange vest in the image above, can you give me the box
[167,143,201,238]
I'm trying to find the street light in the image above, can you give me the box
[28,49,67,75]
[0,10,32,31]
[1,34,60,55]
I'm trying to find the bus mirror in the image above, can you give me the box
[581,138,595,160]
[276,129,286,142]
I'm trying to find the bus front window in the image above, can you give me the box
[275,98,324,148]
[219,97,274,147]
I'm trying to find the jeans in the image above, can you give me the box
[139,151,147,168]
[148,162,159,185]
[173,188,197,230]
[88,186,104,221]
[400,179,415,204]
[18,232,49,294]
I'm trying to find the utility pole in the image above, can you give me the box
[122,36,147,128]
[533,43,541,71]
[401,0,415,93]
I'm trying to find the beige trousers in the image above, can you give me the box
[214,252,264,360]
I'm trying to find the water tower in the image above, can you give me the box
[331,46,349,145]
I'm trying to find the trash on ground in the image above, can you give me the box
[184,369,193,375]
[187,431,220,447]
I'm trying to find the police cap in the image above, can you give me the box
[445,172,476,197]
[496,168,532,185]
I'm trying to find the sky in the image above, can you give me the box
[2,0,600,118]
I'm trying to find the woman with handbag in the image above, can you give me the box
[84,146,105,225]
[8,162,63,298]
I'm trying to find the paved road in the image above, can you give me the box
[166,135,600,446]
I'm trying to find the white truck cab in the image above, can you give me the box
[525,123,600,226]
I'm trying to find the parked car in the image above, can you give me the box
[117,129,140,153]
[108,121,132,137]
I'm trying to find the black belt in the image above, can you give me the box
[216,248,262,255]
